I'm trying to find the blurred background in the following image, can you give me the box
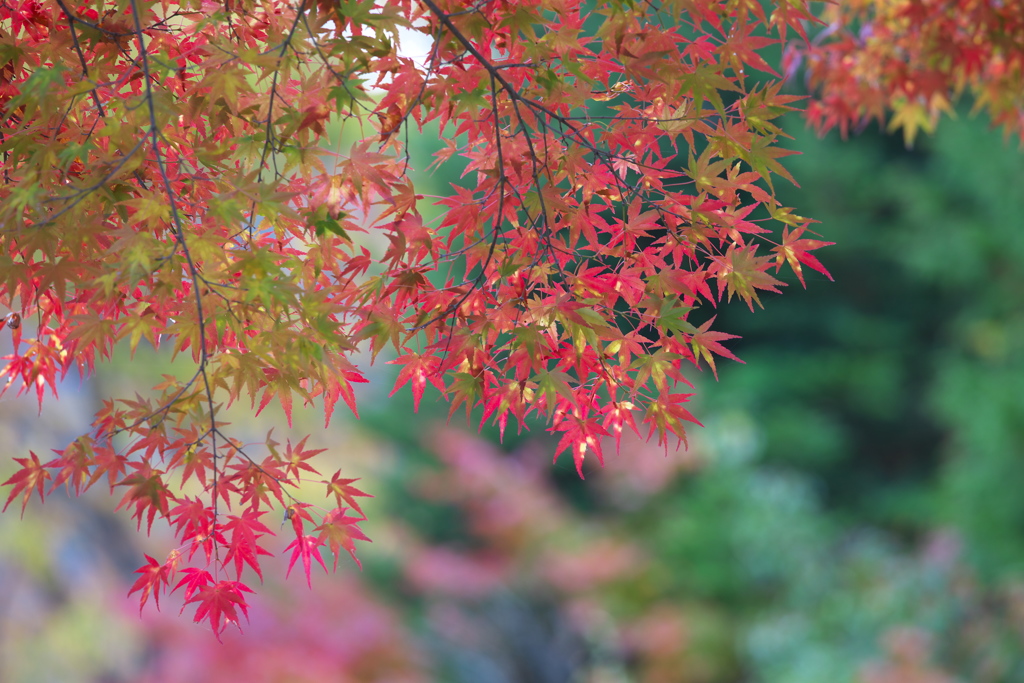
[3,102,1024,681]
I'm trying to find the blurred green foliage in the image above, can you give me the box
[713,115,1024,579]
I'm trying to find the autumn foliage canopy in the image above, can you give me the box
[1,0,1021,637]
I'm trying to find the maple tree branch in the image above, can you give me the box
[409,73,507,335]
[30,138,145,224]
[247,3,309,239]
[415,0,582,334]
[53,0,106,118]
[102,371,204,440]
[418,0,660,277]
[212,430,307,507]
[129,0,223,563]
[301,15,379,119]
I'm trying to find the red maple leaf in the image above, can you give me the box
[553,412,609,478]
[389,352,446,411]
[173,567,214,603]
[1,451,50,515]
[284,534,329,588]
[690,316,744,380]
[114,462,171,532]
[772,224,835,288]
[316,507,372,570]
[222,510,274,581]
[324,471,373,519]
[186,580,255,642]
[168,497,222,562]
[128,554,171,614]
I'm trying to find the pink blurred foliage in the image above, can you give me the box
[404,543,507,598]
[399,426,708,679]
[417,427,566,551]
[411,427,689,594]
[621,606,695,683]
[539,537,647,593]
[859,628,953,683]
[595,428,703,505]
[132,573,429,683]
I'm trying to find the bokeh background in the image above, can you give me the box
[3,96,1024,680]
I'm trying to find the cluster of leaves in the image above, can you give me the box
[791,0,1024,144]
[0,0,832,635]
[6,84,1024,681]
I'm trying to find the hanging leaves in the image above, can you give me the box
[0,0,846,636]
[794,0,1024,142]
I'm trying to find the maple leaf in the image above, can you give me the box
[282,435,326,481]
[632,350,690,395]
[319,366,367,426]
[128,554,171,614]
[173,567,214,604]
[479,379,535,440]
[324,471,373,519]
[46,437,94,496]
[389,352,446,411]
[315,507,372,570]
[644,393,704,449]
[284,502,317,537]
[114,462,171,532]
[772,224,835,288]
[227,460,288,511]
[356,309,406,361]
[284,534,329,588]
[709,245,786,311]
[297,103,333,136]
[222,510,274,581]
[690,317,744,380]
[1,451,50,515]
[603,401,641,453]
[186,580,255,642]
[172,442,215,488]
[168,497,221,562]
[553,412,609,479]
